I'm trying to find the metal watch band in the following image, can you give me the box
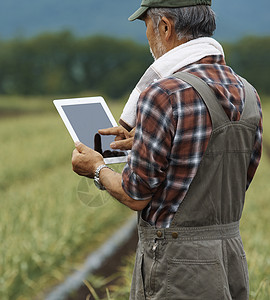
[94,164,113,190]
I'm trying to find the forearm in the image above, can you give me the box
[71,142,150,210]
[99,168,150,211]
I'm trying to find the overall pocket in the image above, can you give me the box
[241,253,249,287]
[167,258,222,300]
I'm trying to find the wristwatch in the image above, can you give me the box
[94,164,113,190]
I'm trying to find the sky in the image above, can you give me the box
[0,0,269,42]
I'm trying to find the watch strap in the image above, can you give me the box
[94,164,113,190]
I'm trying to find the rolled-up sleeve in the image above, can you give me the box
[122,83,175,200]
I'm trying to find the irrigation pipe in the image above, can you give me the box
[45,214,137,300]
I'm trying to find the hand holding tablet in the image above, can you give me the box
[53,96,130,164]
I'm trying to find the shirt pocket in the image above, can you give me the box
[167,258,223,300]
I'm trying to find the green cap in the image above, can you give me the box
[128,0,211,21]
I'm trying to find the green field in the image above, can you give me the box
[242,99,270,299]
[0,96,133,300]
[0,96,270,300]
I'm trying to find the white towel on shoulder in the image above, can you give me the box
[120,37,224,129]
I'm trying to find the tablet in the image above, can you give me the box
[53,96,129,164]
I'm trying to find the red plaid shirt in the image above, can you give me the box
[122,55,263,228]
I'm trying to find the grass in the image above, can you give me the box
[83,255,134,300]
[0,96,134,300]
[241,151,270,299]
[0,93,126,117]
[239,97,270,299]
[261,97,270,142]
[0,95,54,115]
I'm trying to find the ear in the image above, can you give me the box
[159,16,173,41]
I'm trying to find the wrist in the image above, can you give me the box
[94,164,113,190]
[93,161,104,174]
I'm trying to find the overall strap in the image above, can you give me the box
[239,76,260,126]
[173,72,229,130]
[169,72,260,228]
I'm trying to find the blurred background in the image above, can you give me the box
[0,0,269,299]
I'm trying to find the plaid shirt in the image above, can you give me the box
[122,55,263,228]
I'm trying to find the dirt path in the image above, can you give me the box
[65,227,138,300]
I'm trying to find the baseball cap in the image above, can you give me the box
[128,0,212,21]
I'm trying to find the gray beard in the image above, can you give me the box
[149,38,167,61]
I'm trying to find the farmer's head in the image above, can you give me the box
[129,0,216,59]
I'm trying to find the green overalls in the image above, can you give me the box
[130,72,260,300]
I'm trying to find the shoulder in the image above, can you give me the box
[142,76,193,97]
[139,75,196,109]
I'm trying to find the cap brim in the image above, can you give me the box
[128,6,149,21]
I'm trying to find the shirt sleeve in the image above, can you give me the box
[122,83,175,200]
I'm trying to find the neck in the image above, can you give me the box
[165,36,190,53]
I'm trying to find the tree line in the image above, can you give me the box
[0,31,269,99]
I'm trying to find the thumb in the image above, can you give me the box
[94,133,103,154]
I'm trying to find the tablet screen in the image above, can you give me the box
[62,103,113,150]
[54,97,128,164]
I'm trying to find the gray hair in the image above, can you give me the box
[146,5,216,41]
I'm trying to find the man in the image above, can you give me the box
[72,0,263,299]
